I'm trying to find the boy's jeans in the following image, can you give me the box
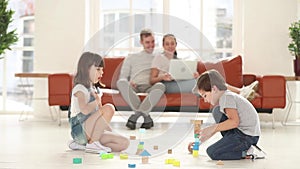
[206,106,259,160]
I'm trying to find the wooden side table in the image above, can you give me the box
[283,76,300,125]
[15,73,50,120]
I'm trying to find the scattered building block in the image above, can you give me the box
[142,156,149,164]
[72,158,82,164]
[136,149,143,155]
[165,158,176,164]
[100,153,114,159]
[190,120,203,124]
[130,135,136,140]
[138,144,144,149]
[216,160,224,165]
[120,154,128,160]
[168,149,172,154]
[139,128,146,133]
[192,150,199,157]
[153,145,158,150]
[128,163,136,168]
[173,160,180,167]
[140,150,151,156]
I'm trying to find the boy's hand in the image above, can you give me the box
[199,125,218,142]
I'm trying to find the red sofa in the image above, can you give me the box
[100,55,286,113]
[48,55,286,114]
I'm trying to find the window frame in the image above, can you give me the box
[86,0,243,58]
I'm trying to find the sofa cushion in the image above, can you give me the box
[197,55,243,88]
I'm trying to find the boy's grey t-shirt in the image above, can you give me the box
[219,90,261,136]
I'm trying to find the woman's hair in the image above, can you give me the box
[74,52,104,88]
[162,33,178,59]
[196,69,227,92]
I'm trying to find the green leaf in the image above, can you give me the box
[0,0,19,56]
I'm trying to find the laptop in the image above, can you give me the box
[168,59,197,80]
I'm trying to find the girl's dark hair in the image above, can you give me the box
[74,52,104,88]
[196,69,227,92]
[163,33,178,59]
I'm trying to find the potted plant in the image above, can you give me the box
[0,0,18,59]
[288,20,300,76]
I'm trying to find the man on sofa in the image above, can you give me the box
[117,29,165,130]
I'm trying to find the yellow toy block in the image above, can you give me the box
[165,158,175,164]
[173,160,180,167]
[192,150,199,157]
[120,154,128,159]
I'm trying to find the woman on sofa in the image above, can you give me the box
[150,33,258,100]
[150,34,199,93]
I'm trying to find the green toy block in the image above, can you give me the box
[138,144,144,149]
[73,158,82,164]
[101,153,114,159]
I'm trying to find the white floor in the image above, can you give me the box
[1,112,300,169]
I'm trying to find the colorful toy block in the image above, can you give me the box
[165,158,176,164]
[128,163,136,168]
[173,160,180,167]
[168,149,172,154]
[140,150,151,156]
[216,160,224,165]
[120,153,128,159]
[142,156,149,164]
[138,144,144,149]
[72,158,82,164]
[139,128,146,133]
[100,153,114,159]
[130,135,136,140]
[192,150,199,157]
[153,145,158,150]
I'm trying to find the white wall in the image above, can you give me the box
[33,0,85,118]
[243,0,299,122]
[243,0,297,76]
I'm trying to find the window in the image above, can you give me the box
[91,0,236,60]
[0,0,35,112]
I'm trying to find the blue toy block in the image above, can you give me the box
[140,150,151,156]
[128,163,136,168]
[139,128,146,133]
[193,145,199,150]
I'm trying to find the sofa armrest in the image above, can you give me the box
[259,75,286,108]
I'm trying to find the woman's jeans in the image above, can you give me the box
[206,106,259,160]
[162,79,196,93]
